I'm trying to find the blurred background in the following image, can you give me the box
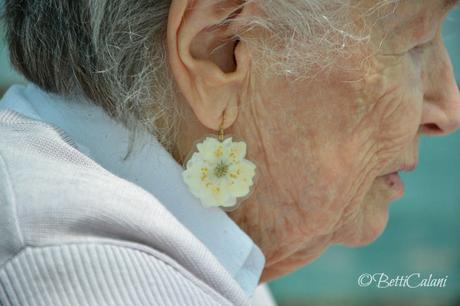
[1,3,459,306]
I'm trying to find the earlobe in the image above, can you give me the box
[167,0,249,131]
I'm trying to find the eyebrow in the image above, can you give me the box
[443,0,460,11]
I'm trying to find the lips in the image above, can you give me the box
[399,164,417,172]
[378,162,417,200]
[381,163,417,177]
[382,172,405,200]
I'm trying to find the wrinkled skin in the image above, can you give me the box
[171,0,460,282]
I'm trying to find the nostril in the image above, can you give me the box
[420,123,444,135]
[425,123,441,131]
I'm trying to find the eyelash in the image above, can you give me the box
[409,40,433,55]
[381,40,433,58]
[409,45,425,57]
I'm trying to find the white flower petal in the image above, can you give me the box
[229,181,250,197]
[185,152,201,168]
[221,196,237,207]
[222,140,246,163]
[223,137,233,145]
[240,160,256,178]
[202,181,228,207]
[197,137,221,160]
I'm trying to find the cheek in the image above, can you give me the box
[375,85,421,153]
[332,58,425,244]
[357,56,424,163]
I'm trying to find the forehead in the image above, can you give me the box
[368,0,459,22]
[394,0,457,17]
[362,0,455,40]
[388,1,441,39]
[351,0,458,52]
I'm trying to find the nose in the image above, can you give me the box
[420,35,460,136]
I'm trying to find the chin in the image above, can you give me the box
[333,179,393,247]
[342,204,389,247]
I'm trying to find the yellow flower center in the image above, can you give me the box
[214,160,229,178]
[200,167,208,181]
[214,146,224,158]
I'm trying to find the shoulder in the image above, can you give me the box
[0,108,183,262]
[0,109,167,263]
[0,109,250,305]
[0,108,159,211]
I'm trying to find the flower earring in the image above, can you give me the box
[181,114,257,211]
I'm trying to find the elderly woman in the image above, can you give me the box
[1,0,459,305]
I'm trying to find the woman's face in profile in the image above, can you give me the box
[225,0,460,279]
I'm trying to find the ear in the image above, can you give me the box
[167,0,251,130]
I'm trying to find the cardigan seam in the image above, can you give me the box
[0,153,25,248]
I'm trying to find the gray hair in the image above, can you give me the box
[1,0,394,156]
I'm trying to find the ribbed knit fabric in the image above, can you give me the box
[0,108,256,305]
[0,82,279,305]
[0,83,271,304]
[0,244,230,306]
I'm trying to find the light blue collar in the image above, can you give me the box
[0,83,265,297]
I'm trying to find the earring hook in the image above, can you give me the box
[218,111,225,141]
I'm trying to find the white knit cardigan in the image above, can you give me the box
[0,84,276,306]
